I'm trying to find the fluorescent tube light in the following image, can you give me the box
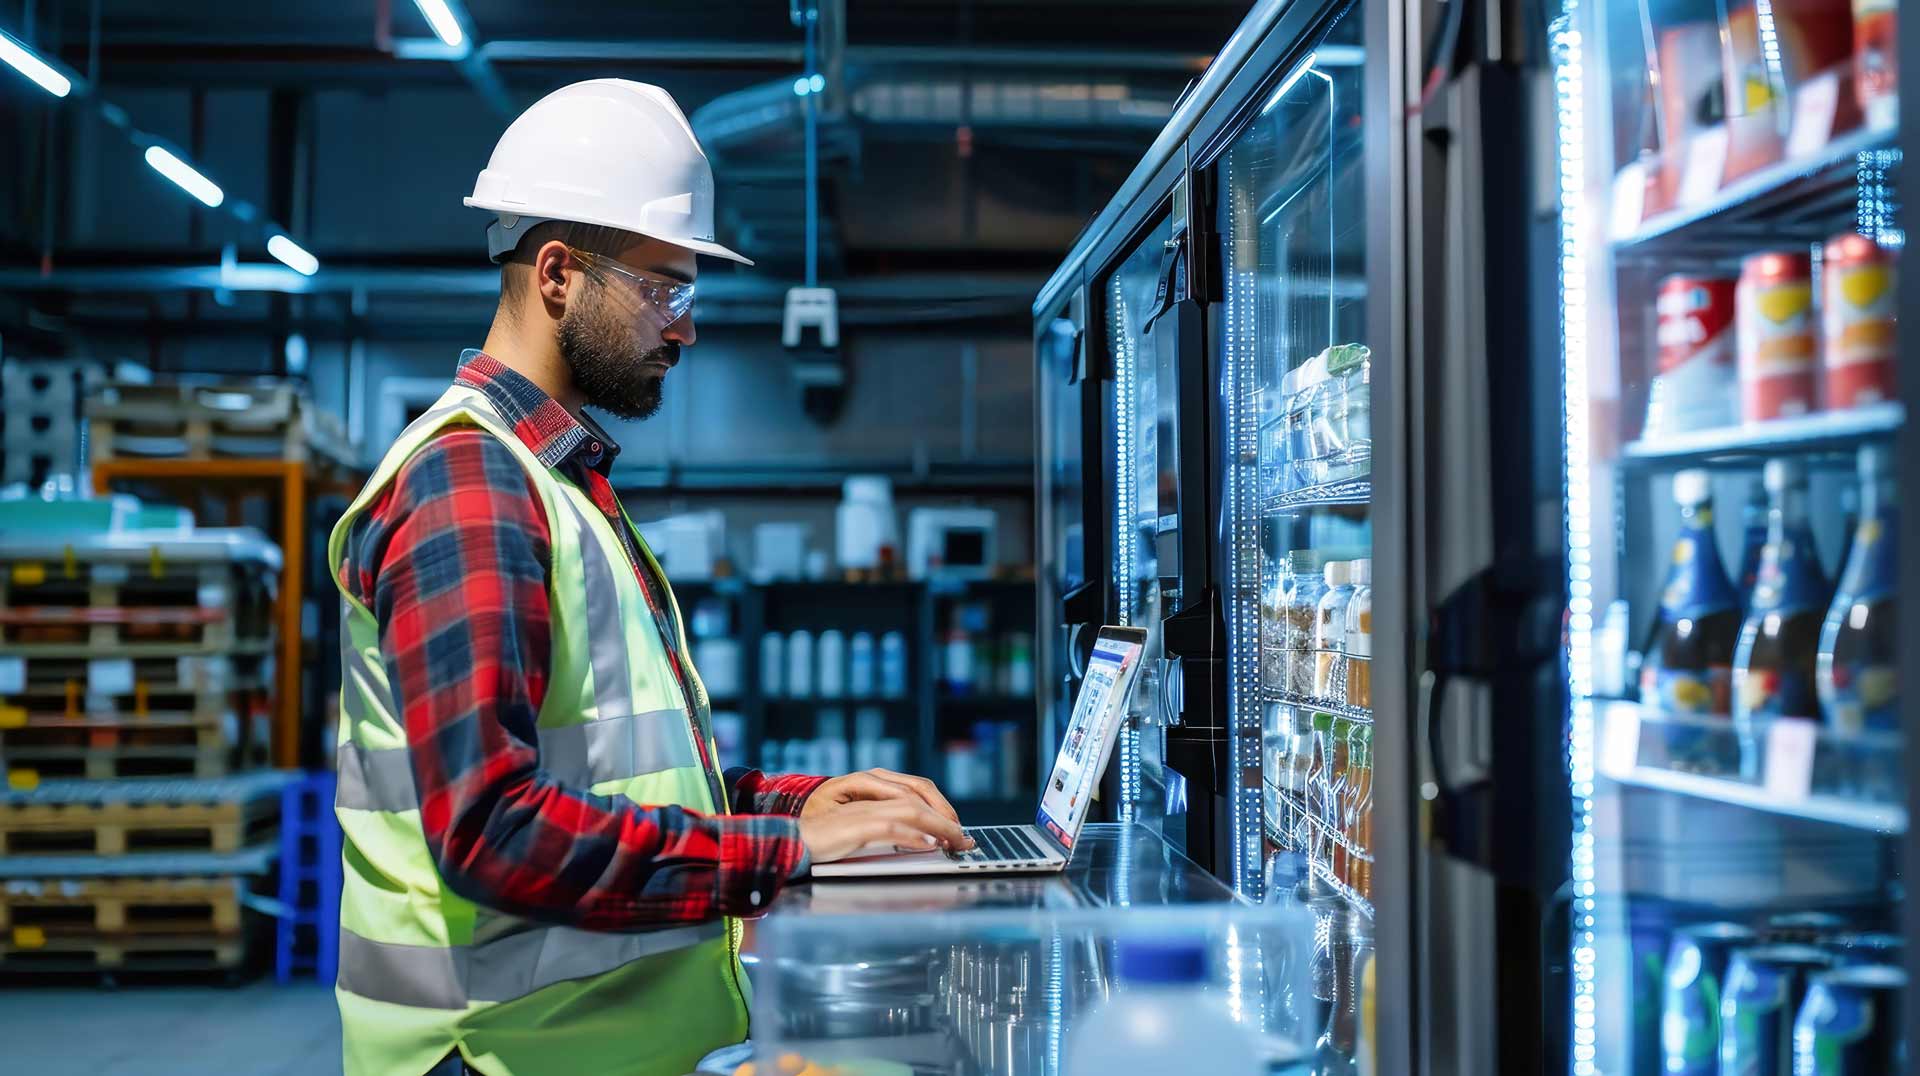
[412,0,465,48]
[0,29,72,97]
[141,145,223,208]
[267,234,319,276]
[144,146,225,208]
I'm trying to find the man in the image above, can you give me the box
[329,79,969,1076]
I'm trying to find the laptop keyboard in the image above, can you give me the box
[948,825,1050,866]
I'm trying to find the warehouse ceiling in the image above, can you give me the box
[0,0,1249,324]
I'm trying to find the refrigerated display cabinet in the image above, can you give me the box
[1546,0,1918,1069]
[1034,0,1570,1071]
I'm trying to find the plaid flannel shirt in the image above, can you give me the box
[338,350,824,928]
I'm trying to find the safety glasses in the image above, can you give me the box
[568,248,697,325]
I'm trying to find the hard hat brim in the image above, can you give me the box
[463,197,755,266]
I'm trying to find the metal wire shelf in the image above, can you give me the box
[1260,476,1372,515]
[1265,688,1373,724]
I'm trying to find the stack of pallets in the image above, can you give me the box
[86,378,354,468]
[0,530,287,981]
[0,773,292,979]
[1,357,103,488]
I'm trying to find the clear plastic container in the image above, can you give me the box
[1345,560,1373,710]
[1315,561,1357,703]
[1261,560,1295,689]
[1282,551,1326,697]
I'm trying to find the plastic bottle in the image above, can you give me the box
[786,630,814,699]
[1638,470,1742,718]
[1315,562,1356,703]
[1061,940,1262,1076]
[817,629,846,699]
[1284,552,1328,698]
[759,632,784,699]
[1006,632,1035,696]
[848,631,876,697]
[879,631,909,699]
[1731,459,1830,778]
[1344,561,1372,710]
[1818,445,1900,734]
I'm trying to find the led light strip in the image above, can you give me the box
[1224,148,1265,897]
[1552,12,1602,1076]
[1111,273,1141,824]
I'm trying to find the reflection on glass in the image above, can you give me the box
[1218,3,1371,934]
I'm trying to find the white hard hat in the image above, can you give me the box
[464,79,752,265]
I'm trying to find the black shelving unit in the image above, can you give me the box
[673,577,1037,825]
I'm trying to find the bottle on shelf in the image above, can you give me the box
[1345,561,1372,710]
[1261,559,1294,690]
[1316,562,1357,704]
[1639,469,1743,720]
[848,631,876,697]
[879,630,909,698]
[1347,727,1373,901]
[787,630,815,698]
[1284,552,1328,698]
[817,629,846,699]
[1326,717,1353,884]
[1060,940,1262,1076]
[1304,712,1334,865]
[759,632,784,698]
[1818,445,1900,734]
[1732,459,1831,779]
[1006,632,1035,696]
[1735,481,1768,611]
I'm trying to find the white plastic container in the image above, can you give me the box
[835,475,899,571]
[786,630,814,699]
[848,631,876,697]
[817,629,846,698]
[759,632,784,698]
[1062,939,1262,1076]
[879,631,909,698]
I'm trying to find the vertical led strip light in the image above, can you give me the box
[1110,274,1140,825]
[1225,153,1265,900]
[1551,12,1601,1076]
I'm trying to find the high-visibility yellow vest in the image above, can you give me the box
[327,382,748,1076]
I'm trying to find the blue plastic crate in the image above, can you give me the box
[275,771,341,984]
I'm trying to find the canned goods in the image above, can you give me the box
[1720,944,1834,1076]
[1648,274,1740,435]
[1665,922,1759,1076]
[1827,932,1903,967]
[1821,233,1897,410]
[1852,0,1898,128]
[1794,964,1905,1075]
[1738,251,1819,422]
[1766,912,1850,945]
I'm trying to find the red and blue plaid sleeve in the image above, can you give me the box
[344,428,808,927]
[725,768,828,816]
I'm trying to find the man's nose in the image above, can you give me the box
[663,313,696,347]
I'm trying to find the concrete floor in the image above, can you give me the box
[0,981,341,1075]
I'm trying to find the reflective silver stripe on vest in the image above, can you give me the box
[552,491,639,720]
[336,739,418,813]
[540,708,696,787]
[338,921,726,1009]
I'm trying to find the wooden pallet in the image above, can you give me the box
[1,735,239,782]
[0,653,260,696]
[0,779,278,855]
[0,876,245,935]
[0,930,248,973]
[0,605,248,650]
[87,380,350,465]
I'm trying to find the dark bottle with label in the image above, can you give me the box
[1639,470,1742,717]
[1735,482,1768,611]
[1818,445,1900,734]
[1732,459,1831,778]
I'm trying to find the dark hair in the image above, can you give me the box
[498,219,639,308]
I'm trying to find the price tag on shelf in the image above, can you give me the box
[88,658,135,697]
[1609,161,1649,239]
[0,656,23,695]
[1599,706,1642,778]
[1786,72,1841,161]
[1763,719,1819,802]
[1677,128,1731,207]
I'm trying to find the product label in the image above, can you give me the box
[1660,532,1741,621]
[1738,665,1818,720]
[1740,277,1819,419]
[1647,665,1733,715]
[1821,661,1899,734]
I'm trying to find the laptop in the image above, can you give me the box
[812,625,1148,879]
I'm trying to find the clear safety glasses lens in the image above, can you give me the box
[571,249,696,324]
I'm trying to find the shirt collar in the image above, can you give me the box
[454,349,622,473]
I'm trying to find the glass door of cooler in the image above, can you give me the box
[1098,213,1187,849]
[1549,0,1911,1069]
[1036,287,1103,765]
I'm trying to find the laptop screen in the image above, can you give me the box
[1035,628,1146,851]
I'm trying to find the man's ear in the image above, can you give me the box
[533,240,573,315]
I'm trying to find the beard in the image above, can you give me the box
[557,291,678,420]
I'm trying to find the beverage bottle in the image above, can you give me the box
[1346,727,1373,901]
[1639,469,1743,717]
[1345,564,1373,709]
[879,631,909,698]
[1836,483,1860,584]
[817,629,846,699]
[1328,717,1352,885]
[1735,482,1768,611]
[1731,459,1831,778]
[1061,939,1262,1076]
[1315,562,1356,702]
[1818,445,1900,733]
[1305,712,1334,867]
[786,630,814,698]
[847,631,875,697]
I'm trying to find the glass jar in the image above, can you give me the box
[1345,560,1373,710]
[1283,551,1326,697]
[1315,561,1356,703]
[1343,355,1372,478]
[1261,560,1293,690]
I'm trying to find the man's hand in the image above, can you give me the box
[796,768,973,863]
[798,797,971,863]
